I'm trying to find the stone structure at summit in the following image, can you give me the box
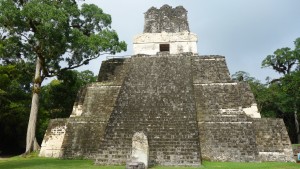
[39,5,295,166]
[144,5,189,33]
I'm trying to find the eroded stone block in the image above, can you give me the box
[129,132,149,168]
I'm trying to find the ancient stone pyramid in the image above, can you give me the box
[39,5,294,166]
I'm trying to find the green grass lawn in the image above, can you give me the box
[0,156,299,169]
[293,144,300,149]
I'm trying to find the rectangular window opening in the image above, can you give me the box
[160,44,170,52]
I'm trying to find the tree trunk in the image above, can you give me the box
[295,103,300,143]
[25,57,42,154]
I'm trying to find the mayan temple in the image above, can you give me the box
[39,5,294,167]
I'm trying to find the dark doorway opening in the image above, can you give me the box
[160,44,170,52]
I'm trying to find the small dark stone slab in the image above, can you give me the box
[126,162,145,169]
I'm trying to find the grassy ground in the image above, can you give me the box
[293,144,300,149]
[0,156,299,169]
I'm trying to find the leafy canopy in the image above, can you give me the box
[0,0,127,80]
[0,63,32,153]
[262,38,300,75]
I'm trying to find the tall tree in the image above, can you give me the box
[261,37,300,143]
[0,0,126,154]
[262,38,300,76]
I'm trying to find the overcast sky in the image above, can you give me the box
[77,0,300,82]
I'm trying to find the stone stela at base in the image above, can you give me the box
[39,4,295,166]
[127,132,149,168]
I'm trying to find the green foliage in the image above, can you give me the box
[281,71,300,102]
[0,0,127,78]
[0,64,33,154]
[258,37,300,143]
[231,71,257,82]
[0,0,126,153]
[262,38,299,75]
[0,64,96,153]
[40,70,96,119]
[232,69,300,142]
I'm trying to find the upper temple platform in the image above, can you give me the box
[143,4,190,33]
[134,5,197,55]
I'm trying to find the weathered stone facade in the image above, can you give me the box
[94,55,201,166]
[39,4,295,166]
[133,32,198,55]
[39,119,67,158]
[144,5,189,33]
[129,132,149,168]
[134,5,197,55]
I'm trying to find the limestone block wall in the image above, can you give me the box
[253,118,294,162]
[95,56,201,166]
[70,83,123,118]
[60,117,108,158]
[193,83,256,113]
[191,57,262,162]
[192,56,232,83]
[191,59,292,162]
[81,84,120,117]
[198,113,259,162]
[242,104,261,118]
[46,59,130,159]
[97,58,130,84]
[39,119,68,158]
[144,5,189,33]
[60,84,123,158]
[44,84,121,159]
[133,32,197,55]
[193,83,259,161]
[70,86,87,117]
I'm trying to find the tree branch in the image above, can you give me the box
[269,78,282,84]
[19,33,30,42]
[42,52,111,78]
[61,52,110,71]
[287,62,295,75]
